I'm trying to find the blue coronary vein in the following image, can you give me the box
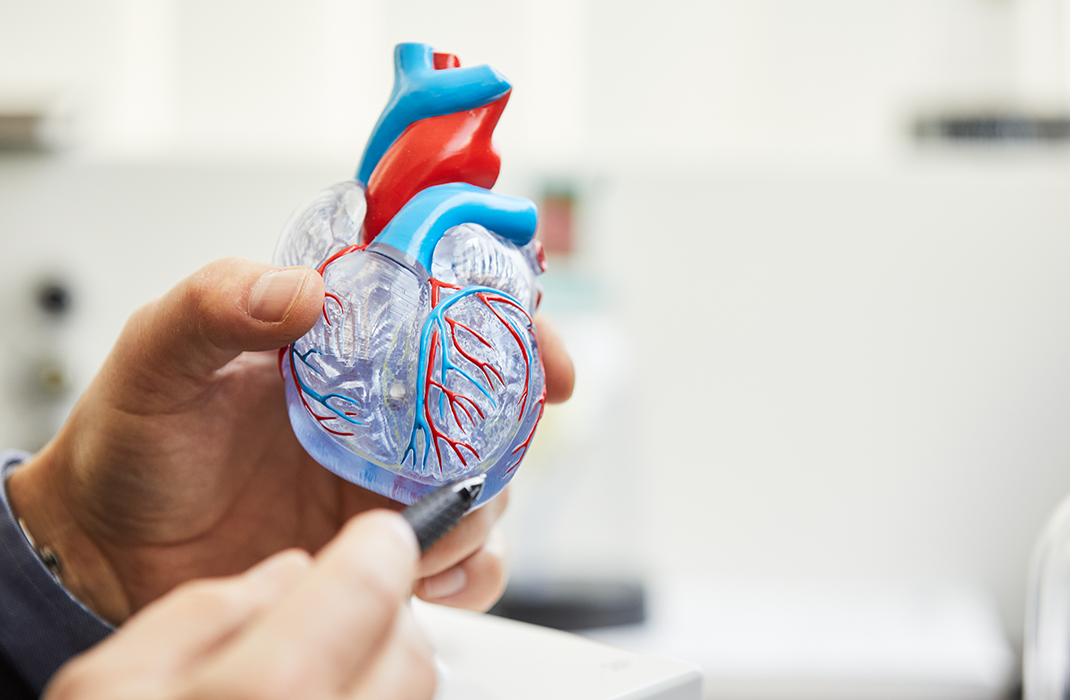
[294,347,363,426]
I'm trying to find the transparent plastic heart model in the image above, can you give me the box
[273,43,546,506]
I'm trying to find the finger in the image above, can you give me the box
[412,527,509,611]
[104,258,325,408]
[122,549,312,664]
[535,314,574,403]
[344,605,436,700]
[47,550,311,696]
[191,510,419,697]
[413,487,509,579]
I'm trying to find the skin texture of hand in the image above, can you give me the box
[43,511,436,700]
[7,257,575,624]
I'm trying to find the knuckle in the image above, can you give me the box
[124,300,156,330]
[347,563,401,613]
[179,268,218,314]
[452,507,493,548]
[171,578,245,617]
[178,258,245,318]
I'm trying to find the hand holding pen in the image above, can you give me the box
[45,481,488,700]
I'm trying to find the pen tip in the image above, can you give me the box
[453,474,486,503]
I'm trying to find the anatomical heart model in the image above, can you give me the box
[273,43,546,506]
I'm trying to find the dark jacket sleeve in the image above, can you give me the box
[0,451,113,698]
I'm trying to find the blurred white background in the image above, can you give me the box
[5,0,1070,697]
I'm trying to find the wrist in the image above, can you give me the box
[6,445,131,624]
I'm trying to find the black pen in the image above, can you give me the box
[401,475,486,553]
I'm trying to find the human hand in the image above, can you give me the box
[44,510,435,700]
[8,258,574,623]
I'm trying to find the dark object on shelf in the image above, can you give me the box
[0,107,71,152]
[0,114,46,151]
[915,114,1070,143]
[36,281,72,316]
[488,579,646,631]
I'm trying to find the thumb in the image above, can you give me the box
[106,257,324,403]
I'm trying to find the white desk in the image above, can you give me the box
[412,600,702,700]
[582,581,1015,700]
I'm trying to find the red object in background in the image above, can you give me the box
[537,190,575,255]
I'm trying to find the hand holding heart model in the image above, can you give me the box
[273,43,546,507]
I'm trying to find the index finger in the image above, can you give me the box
[535,314,575,403]
[191,510,422,697]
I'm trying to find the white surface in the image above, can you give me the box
[412,600,702,700]
[583,581,1015,700]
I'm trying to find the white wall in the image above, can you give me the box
[3,0,1070,648]
[596,161,1070,644]
[0,0,1036,168]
